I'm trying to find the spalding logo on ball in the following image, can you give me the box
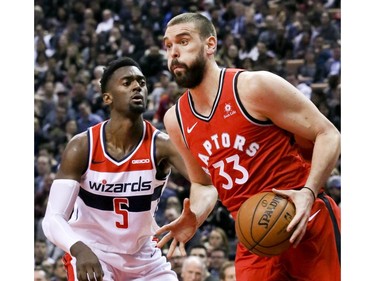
[235,192,296,257]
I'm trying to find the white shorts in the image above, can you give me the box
[64,239,177,281]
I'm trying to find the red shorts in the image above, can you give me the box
[235,193,341,281]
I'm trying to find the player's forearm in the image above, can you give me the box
[43,213,81,253]
[42,179,82,253]
[305,128,341,195]
[189,183,218,227]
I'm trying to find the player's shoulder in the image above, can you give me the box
[237,70,286,96]
[238,70,280,84]
[163,104,178,126]
[154,127,177,160]
[70,131,88,142]
[66,131,89,151]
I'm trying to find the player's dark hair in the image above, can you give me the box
[100,57,141,94]
[167,12,217,40]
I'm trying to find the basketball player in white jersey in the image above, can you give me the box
[42,57,189,281]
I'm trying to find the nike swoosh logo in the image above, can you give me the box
[187,122,198,134]
[91,160,105,164]
[308,209,321,222]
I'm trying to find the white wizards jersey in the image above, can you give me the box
[68,120,169,254]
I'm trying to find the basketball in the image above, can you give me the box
[235,192,296,257]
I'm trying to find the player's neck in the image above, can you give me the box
[104,118,144,159]
[188,64,221,115]
[106,117,143,140]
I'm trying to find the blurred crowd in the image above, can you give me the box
[34,0,341,280]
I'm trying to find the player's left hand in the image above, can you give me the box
[155,198,199,258]
[272,188,315,248]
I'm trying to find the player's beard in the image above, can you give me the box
[171,48,206,89]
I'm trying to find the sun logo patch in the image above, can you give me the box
[224,103,236,119]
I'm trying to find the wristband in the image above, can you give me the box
[302,186,316,200]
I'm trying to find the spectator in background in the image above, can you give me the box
[76,100,103,133]
[42,106,72,148]
[35,155,53,194]
[312,35,332,80]
[199,0,215,21]
[105,26,123,56]
[52,91,76,122]
[326,175,341,206]
[216,33,235,66]
[147,70,172,112]
[208,247,228,280]
[141,1,164,39]
[203,227,229,256]
[316,11,340,44]
[293,30,313,59]
[219,261,236,281]
[209,6,228,43]
[35,117,49,155]
[41,259,55,279]
[169,247,186,281]
[95,9,114,35]
[153,81,181,129]
[324,43,341,78]
[116,37,137,61]
[70,80,89,112]
[324,74,340,109]
[188,244,218,281]
[34,267,50,281]
[286,72,312,100]
[35,172,56,223]
[139,45,168,85]
[258,15,278,51]
[35,239,55,268]
[273,22,294,60]
[216,44,241,68]
[87,65,105,103]
[297,48,320,83]
[62,43,85,75]
[248,41,269,71]
[162,0,187,29]
[50,255,68,281]
[62,119,78,144]
[62,64,79,92]
[35,81,58,118]
[227,2,246,39]
[181,256,207,281]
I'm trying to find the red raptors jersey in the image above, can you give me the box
[176,68,310,218]
[69,120,168,254]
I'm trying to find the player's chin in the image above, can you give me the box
[173,68,186,76]
[130,103,146,114]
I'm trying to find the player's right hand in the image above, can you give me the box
[71,241,104,281]
[155,198,199,258]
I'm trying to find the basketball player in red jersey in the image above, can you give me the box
[156,13,341,281]
[42,57,189,281]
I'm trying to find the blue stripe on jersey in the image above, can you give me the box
[78,184,164,211]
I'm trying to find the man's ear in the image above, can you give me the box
[206,36,217,55]
[102,92,112,105]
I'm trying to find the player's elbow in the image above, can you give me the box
[41,207,60,243]
[327,125,341,149]
[42,214,52,241]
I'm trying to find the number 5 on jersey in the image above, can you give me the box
[114,198,129,228]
